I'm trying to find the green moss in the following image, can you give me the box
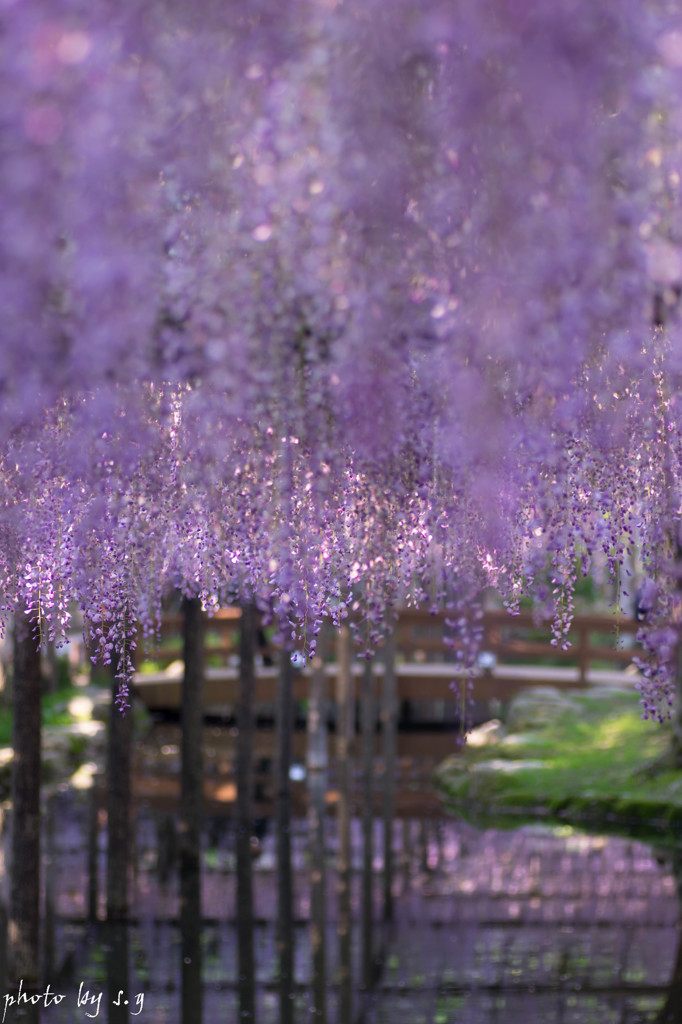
[136,660,165,675]
[434,687,682,846]
[0,685,91,746]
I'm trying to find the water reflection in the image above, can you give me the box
[306,653,328,1022]
[6,763,682,1020]
[104,922,129,1024]
[170,787,682,1022]
[275,652,295,1024]
[179,864,201,1024]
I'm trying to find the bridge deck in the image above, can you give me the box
[133,660,638,713]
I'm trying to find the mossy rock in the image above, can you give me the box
[505,686,578,732]
[434,682,680,846]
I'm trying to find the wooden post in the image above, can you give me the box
[673,638,682,769]
[0,812,8,996]
[9,615,42,985]
[180,858,202,1024]
[236,602,257,1022]
[381,631,397,921]
[0,633,8,710]
[106,656,132,921]
[335,626,353,1024]
[43,794,56,979]
[402,819,411,882]
[577,619,589,685]
[180,596,204,1023]
[106,921,130,1024]
[87,776,100,922]
[156,812,178,890]
[671,543,682,769]
[654,849,682,1023]
[418,820,427,873]
[276,648,295,1024]
[307,647,327,1022]
[361,658,375,991]
[180,599,205,863]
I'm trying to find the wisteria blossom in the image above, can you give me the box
[2,0,682,711]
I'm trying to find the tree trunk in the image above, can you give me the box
[106,657,132,921]
[156,813,177,890]
[9,615,42,985]
[43,794,56,979]
[672,636,682,769]
[381,631,397,921]
[106,921,130,1024]
[335,626,354,1023]
[276,647,295,1024]
[180,861,203,1024]
[0,817,8,996]
[87,775,101,922]
[180,596,204,1023]
[307,650,327,1022]
[236,603,257,1022]
[361,658,375,991]
[655,850,682,1022]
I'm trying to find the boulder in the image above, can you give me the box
[466,719,504,747]
[505,686,577,732]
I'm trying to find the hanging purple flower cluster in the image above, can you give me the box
[2,0,682,712]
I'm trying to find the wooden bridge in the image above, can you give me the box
[126,606,649,1024]
[132,606,641,716]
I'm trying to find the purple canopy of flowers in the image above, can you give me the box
[2,0,682,713]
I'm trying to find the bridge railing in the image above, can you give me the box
[133,606,641,713]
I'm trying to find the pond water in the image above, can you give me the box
[2,725,681,1024]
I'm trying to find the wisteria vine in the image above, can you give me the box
[2,0,682,715]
